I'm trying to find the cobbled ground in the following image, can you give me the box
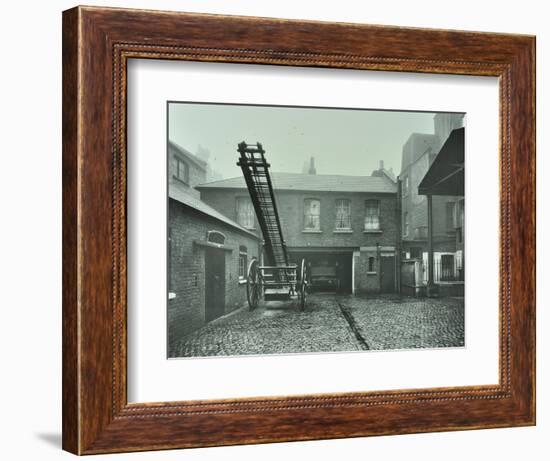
[342,294,465,350]
[170,294,464,358]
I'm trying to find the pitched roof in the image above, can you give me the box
[196,172,397,194]
[169,188,259,239]
[418,127,464,196]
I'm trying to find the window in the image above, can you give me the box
[403,211,409,236]
[440,254,455,281]
[446,202,455,230]
[402,175,409,195]
[456,199,464,243]
[236,197,255,229]
[457,199,464,228]
[207,230,226,245]
[174,157,189,183]
[335,199,351,230]
[238,245,247,280]
[368,257,376,272]
[415,226,428,240]
[364,200,380,231]
[168,227,173,291]
[304,199,321,231]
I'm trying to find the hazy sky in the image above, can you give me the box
[168,102,439,179]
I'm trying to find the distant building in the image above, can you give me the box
[167,142,259,351]
[195,144,223,182]
[197,166,399,294]
[418,127,465,296]
[301,156,317,175]
[371,159,396,182]
[168,141,207,198]
[398,114,465,296]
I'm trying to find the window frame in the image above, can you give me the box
[446,201,456,230]
[236,196,256,230]
[364,199,381,231]
[207,230,226,245]
[402,175,409,196]
[238,245,248,281]
[303,198,321,231]
[174,156,189,184]
[367,256,376,273]
[167,226,173,293]
[335,198,352,230]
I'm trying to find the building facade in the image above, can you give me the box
[168,140,207,198]
[197,169,398,294]
[399,114,465,295]
[167,142,260,352]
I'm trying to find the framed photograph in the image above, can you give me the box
[62,6,535,455]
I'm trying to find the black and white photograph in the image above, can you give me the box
[167,102,465,358]
[3,0,542,458]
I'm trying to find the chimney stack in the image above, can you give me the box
[379,160,385,170]
[308,156,317,175]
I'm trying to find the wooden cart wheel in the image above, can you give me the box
[246,258,261,310]
[300,258,307,311]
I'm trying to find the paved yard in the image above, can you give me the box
[170,294,464,358]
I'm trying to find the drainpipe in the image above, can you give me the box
[396,177,402,294]
[376,242,381,294]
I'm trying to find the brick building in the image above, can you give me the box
[167,142,260,351]
[196,167,398,294]
[398,114,465,295]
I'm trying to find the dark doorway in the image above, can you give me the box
[380,255,396,293]
[289,250,353,293]
[205,247,225,322]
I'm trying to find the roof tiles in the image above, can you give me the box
[196,172,396,194]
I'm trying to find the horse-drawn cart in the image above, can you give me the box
[237,141,308,311]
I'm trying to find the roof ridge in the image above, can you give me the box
[197,171,384,185]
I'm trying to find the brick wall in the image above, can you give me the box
[199,188,398,249]
[167,199,259,352]
[354,251,380,292]
[196,189,259,234]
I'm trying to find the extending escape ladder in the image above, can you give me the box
[236,142,289,271]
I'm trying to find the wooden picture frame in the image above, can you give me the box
[62,5,535,455]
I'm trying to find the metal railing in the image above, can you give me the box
[421,259,464,283]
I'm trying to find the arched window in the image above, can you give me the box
[207,230,226,245]
[368,256,376,273]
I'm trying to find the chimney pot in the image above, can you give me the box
[308,156,317,175]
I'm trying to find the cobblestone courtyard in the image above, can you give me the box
[170,294,465,358]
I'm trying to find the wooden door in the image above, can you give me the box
[205,247,225,322]
[380,255,396,293]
